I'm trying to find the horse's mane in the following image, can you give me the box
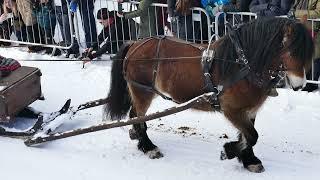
[215,17,314,80]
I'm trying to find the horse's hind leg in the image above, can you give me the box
[221,110,264,173]
[128,86,163,159]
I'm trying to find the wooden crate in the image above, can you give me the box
[0,66,42,122]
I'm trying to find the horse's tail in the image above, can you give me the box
[105,42,133,120]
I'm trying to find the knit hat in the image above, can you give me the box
[97,8,116,20]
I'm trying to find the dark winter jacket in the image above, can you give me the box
[167,0,200,16]
[240,0,252,11]
[249,0,294,16]
[167,0,177,16]
[89,17,138,58]
[33,1,56,32]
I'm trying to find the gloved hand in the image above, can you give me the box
[81,48,96,60]
[87,50,97,60]
[68,0,78,13]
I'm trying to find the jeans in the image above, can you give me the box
[78,0,97,49]
[55,6,72,46]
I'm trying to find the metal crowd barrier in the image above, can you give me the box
[304,18,320,84]
[0,0,74,50]
[0,0,213,54]
[86,0,213,49]
[0,1,318,84]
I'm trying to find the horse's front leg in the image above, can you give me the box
[221,110,264,173]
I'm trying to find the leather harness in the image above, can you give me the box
[123,29,284,111]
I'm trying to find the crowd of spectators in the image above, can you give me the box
[0,0,319,91]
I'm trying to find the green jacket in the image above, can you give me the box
[123,0,157,38]
[294,0,320,58]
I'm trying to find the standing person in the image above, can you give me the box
[294,0,320,91]
[156,0,169,35]
[249,0,294,16]
[0,0,11,46]
[167,0,200,41]
[0,0,27,41]
[69,0,98,49]
[32,0,61,55]
[82,8,138,61]
[16,0,45,52]
[54,0,79,58]
[117,0,157,38]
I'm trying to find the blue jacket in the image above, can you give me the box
[249,0,294,16]
[201,0,230,7]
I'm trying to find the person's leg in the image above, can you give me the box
[185,14,195,42]
[56,6,79,57]
[56,6,72,46]
[177,16,187,40]
[78,0,97,49]
[313,58,320,81]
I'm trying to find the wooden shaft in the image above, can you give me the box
[24,95,209,146]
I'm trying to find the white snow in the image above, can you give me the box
[0,47,320,180]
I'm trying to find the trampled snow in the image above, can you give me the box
[0,47,319,180]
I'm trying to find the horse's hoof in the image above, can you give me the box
[267,88,278,97]
[146,148,164,159]
[129,129,139,140]
[246,163,265,173]
[220,150,228,160]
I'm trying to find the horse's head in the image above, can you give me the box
[280,20,314,90]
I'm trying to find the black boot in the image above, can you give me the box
[26,24,46,52]
[66,42,80,58]
[302,83,319,92]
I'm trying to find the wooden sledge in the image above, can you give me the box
[0,66,42,122]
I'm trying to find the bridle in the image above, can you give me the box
[201,22,294,110]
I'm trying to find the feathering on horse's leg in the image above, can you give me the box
[222,110,264,173]
[128,85,163,159]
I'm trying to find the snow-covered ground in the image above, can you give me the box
[0,47,320,180]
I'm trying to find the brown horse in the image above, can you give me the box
[104,17,314,173]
